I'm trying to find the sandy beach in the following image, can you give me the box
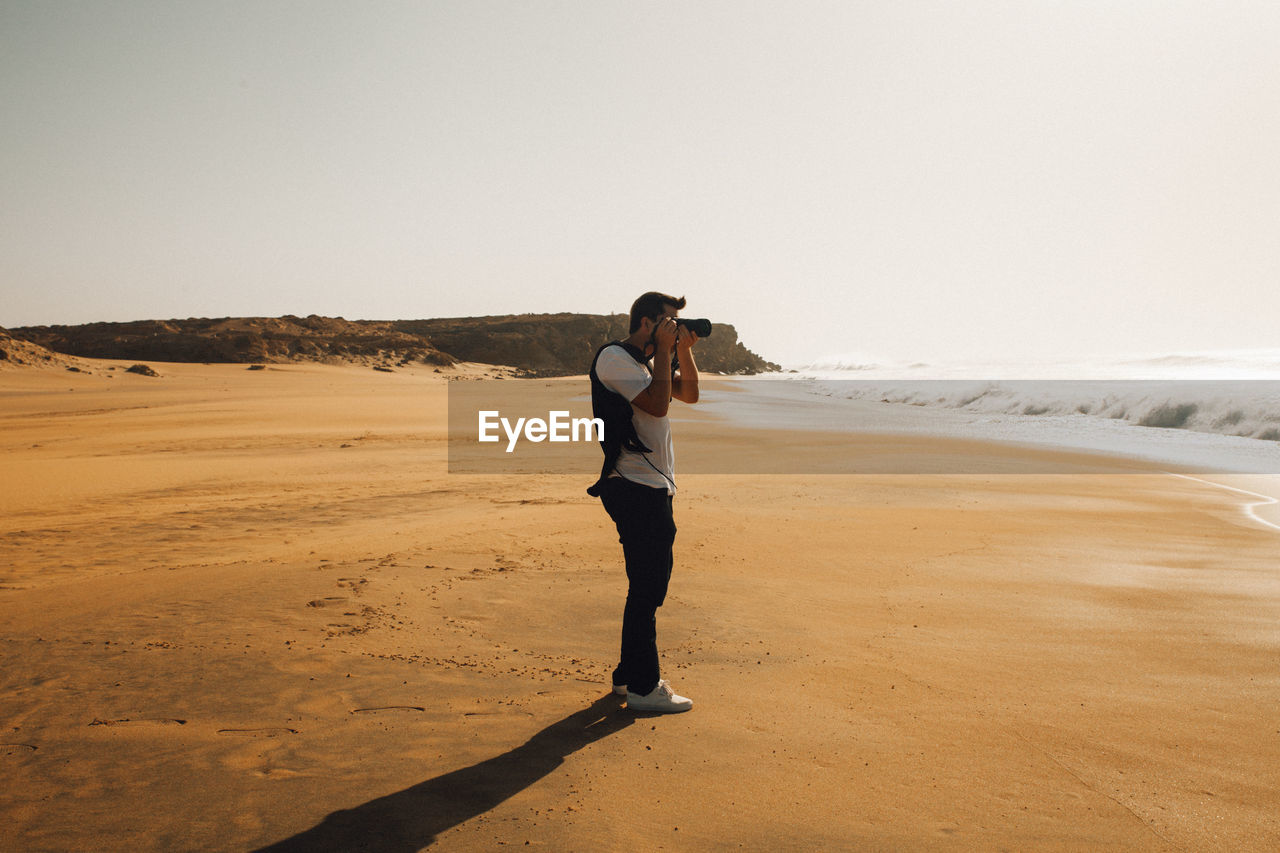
[3,360,1279,851]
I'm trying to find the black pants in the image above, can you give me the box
[599,476,676,697]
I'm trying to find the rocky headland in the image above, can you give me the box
[0,327,87,370]
[8,313,779,376]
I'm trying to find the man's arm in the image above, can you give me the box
[630,343,673,417]
[672,329,699,404]
[630,317,677,417]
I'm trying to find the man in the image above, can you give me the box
[587,292,699,714]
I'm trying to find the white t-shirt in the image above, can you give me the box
[595,344,676,494]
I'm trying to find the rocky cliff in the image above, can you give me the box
[393,313,778,375]
[10,313,779,376]
[9,316,455,368]
[0,327,87,370]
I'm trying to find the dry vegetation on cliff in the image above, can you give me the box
[10,313,779,375]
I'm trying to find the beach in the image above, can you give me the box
[3,361,1279,851]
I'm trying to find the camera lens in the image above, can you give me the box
[674,318,712,338]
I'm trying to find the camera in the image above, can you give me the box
[670,318,710,373]
[674,318,712,338]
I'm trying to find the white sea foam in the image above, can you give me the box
[794,380,1280,444]
[793,347,1280,381]
[777,349,1280,449]
[704,348,1280,484]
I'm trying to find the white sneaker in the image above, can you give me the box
[612,683,628,696]
[626,679,692,713]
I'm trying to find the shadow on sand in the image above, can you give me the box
[254,693,635,852]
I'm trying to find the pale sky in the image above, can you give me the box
[3,1,1278,367]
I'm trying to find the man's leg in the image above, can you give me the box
[601,479,676,697]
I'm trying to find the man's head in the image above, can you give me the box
[629,291,686,333]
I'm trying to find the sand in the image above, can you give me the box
[2,361,1279,851]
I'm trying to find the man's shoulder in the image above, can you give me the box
[598,341,632,357]
[596,344,646,372]
[594,344,651,402]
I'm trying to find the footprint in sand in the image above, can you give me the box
[2,743,38,756]
[254,767,304,778]
[350,706,425,714]
[306,596,347,608]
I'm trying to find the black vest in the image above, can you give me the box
[586,340,653,496]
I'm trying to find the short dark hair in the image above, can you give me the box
[629,292,687,333]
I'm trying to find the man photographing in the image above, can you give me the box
[587,292,700,713]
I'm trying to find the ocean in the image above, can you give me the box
[760,348,1280,470]
[682,349,1280,529]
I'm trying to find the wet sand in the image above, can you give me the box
[2,361,1278,851]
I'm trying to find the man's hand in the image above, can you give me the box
[653,316,678,353]
[672,323,699,405]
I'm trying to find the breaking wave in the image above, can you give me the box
[790,350,1280,443]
